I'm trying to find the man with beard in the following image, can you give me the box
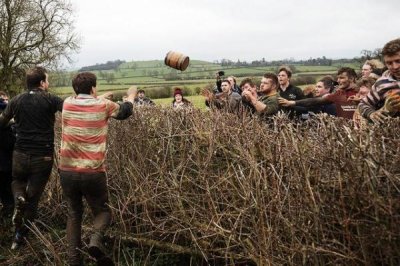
[241,74,279,119]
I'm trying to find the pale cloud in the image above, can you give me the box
[69,0,400,68]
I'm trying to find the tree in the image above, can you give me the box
[0,0,80,94]
[105,72,115,84]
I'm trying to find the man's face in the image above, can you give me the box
[361,64,372,78]
[358,86,370,99]
[221,81,232,94]
[384,51,400,79]
[337,72,352,89]
[241,83,256,94]
[227,77,235,87]
[315,81,329,97]
[138,92,145,99]
[40,74,49,91]
[278,71,289,86]
[260,77,274,94]
[0,95,9,103]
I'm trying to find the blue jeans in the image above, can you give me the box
[12,150,54,226]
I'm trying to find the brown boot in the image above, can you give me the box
[88,233,114,265]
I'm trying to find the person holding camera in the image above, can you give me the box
[213,70,225,94]
[213,71,241,95]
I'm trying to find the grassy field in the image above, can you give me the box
[50,59,361,99]
[154,95,206,109]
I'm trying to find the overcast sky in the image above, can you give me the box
[69,0,400,68]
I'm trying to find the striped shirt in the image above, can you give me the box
[359,70,400,119]
[59,94,120,173]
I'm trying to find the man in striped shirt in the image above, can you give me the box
[59,72,136,266]
[359,38,400,124]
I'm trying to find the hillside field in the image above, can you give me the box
[50,59,360,99]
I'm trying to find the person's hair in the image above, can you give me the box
[263,73,279,87]
[382,38,400,57]
[239,77,255,88]
[138,89,145,94]
[303,85,315,98]
[278,66,292,78]
[221,79,231,86]
[337,67,357,81]
[364,59,384,70]
[26,66,47,89]
[0,91,7,98]
[228,76,237,84]
[318,76,337,93]
[72,72,97,95]
[356,77,375,90]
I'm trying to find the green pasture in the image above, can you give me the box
[50,59,363,100]
[56,60,354,84]
[154,95,207,109]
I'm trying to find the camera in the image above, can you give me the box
[218,71,225,77]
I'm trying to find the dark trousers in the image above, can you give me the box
[0,170,14,214]
[59,170,111,265]
[12,150,53,225]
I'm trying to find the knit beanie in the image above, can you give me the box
[174,88,183,97]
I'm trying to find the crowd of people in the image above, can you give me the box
[203,38,400,127]
[0,37,399,265]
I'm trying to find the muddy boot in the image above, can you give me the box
[88,233,114,265]
[11,229,26,250]
[12,196,25,228]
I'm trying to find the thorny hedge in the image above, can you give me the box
[1,107,399,265]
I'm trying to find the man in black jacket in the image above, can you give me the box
[277,66,306,117]
[0,66,64,249]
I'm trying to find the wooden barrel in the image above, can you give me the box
[164,51,190,71]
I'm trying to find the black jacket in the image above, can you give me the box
[0,88,63,156]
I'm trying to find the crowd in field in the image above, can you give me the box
[0,37,399,265]
[202,41,400,129]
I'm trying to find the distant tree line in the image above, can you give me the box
[218,57,334,67]
[78,60,126,72]
[215,50,383,68]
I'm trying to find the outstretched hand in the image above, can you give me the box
[384,91,400,113]
[369,109,388,124]
[98,92,113,100]
[125,86,137,103]
[201,89,214,101]
[347,95,361,104]
[278,97,295,107]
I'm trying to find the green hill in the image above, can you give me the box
[50,59,360,98]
